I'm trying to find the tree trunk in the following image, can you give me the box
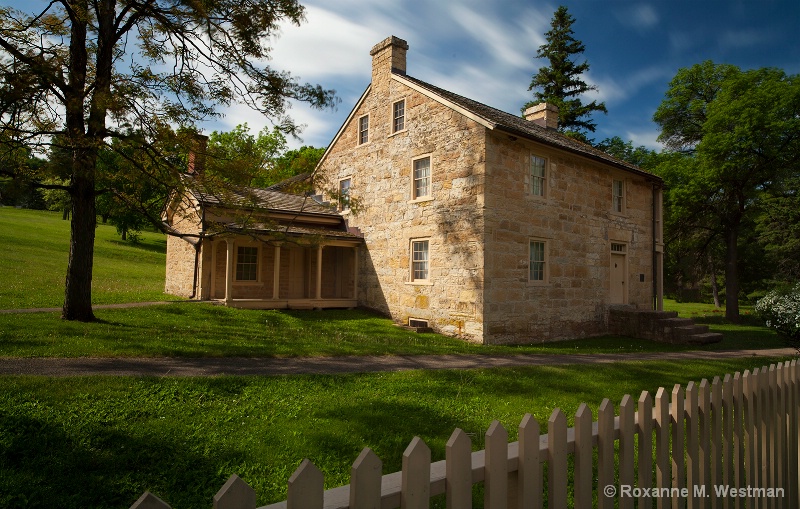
[709,254,720,308]
[724,226,740,323]
[62,165,97,321]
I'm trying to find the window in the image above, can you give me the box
[529,240,547,282]
[413,156,431,199]
[612,179,625,213]
[411,240,429,281]
[339,178,351,211]
[392,100,405,133]
[236,246,258,281]
[611,243,626,253]
[530,155,546,196]
[358,115,369,144]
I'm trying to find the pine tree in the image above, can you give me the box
[525,6,607,137]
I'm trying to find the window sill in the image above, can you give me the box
[527,280,550,287]
[233,281,263,286]
[407,196,434,204]
[405,281,434,286]
[388,129,407,138]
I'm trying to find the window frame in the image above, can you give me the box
[358,115,369,145]
[529,154,547,197]
[612,178,625,213]
[411,155,432,201]
[528,239,549,285]
[392,99,406,134]
[338,177,352,212]
[410,239,430,283]
[235,245,260,282]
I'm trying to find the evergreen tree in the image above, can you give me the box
[525,5,607,137]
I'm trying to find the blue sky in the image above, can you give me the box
[240,0,800,151]
[7,0,800,151]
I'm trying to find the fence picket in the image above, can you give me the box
[619,395,635,509]
[445,429,471,509]
[743,370,755,509]
[655,388,670,509]
[517,413,541,509]
[548,409,568,509]
[767,365,776,509]
[686,382,699,509]
[574,404,593,509]
[722,374,732,509]
[732,372,744,509]
[598,399,615,509]
[638,391,654,509]
[711,377,722,509]
[402,437,431,509]
[485,421,508,509]
[287,459,323,509]
[699,378,711,508]
[130,491,171,509]
[213,474,256,509]
[790,361,800,508]
[671,385,685,509]
[350,448,382,509]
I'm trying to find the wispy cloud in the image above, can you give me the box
[717,28,772,50]
[615,4,659,31]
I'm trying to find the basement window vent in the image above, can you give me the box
[409,318,429,329]
[611,243,626,253]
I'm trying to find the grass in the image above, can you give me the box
[0,301,786,358]
[0,356,790,508]
[0,207,175,309]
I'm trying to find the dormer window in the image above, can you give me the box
[392,100,405,133]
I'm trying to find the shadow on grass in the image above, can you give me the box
[0,412,229,508]
[106,238,167,254]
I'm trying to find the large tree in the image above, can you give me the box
[524,5,607,137]
[653,62,800,322]
[0,0,335,321]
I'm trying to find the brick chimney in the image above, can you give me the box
[187,134,208,175]
[370,36,408,84]
[524,103,559,130]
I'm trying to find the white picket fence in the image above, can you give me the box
[131,359,799,509]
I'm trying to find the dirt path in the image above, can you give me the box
[0,348,793,377]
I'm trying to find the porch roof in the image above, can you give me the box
[210,222,364,243]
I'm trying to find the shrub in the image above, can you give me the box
[754,283,800,353]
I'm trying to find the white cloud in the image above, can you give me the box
[718,29,771,50]
[615,4,659,30]
[624,128,664,151]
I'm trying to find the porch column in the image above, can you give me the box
[352,246,359,300]
[315,245,323,300]
[224,239,234,305]
[272,245,281,300]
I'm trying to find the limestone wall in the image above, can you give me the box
[482,131,657,344]
[164,197,202,298]
[317,78,487,341]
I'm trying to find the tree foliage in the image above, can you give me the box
[0,0,336,320]
[525,5,607,137]
[653,62,800,321]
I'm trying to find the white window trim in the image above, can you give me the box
[409,154,433,202]
[338,176,352,212]
[528,238,550,285]
[358,114,369,145]
[528,153,548,198]
[612,178,626,214]
[408,238,432,284]
[235,244,262,284]
[390,98,407,136]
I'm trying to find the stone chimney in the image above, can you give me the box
[187,134,208,175]
[370,36,409,84]
[524,103,559,130]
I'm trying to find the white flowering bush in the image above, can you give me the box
[755,284,800,352]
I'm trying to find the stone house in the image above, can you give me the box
[312,36,665,344]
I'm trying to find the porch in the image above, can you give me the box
[206,237,360,310]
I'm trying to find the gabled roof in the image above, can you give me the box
[394,73,659,181]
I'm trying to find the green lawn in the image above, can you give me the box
[0,356,789,509]
[0,207,174,309]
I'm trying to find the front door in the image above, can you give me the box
[610,245,627,304]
